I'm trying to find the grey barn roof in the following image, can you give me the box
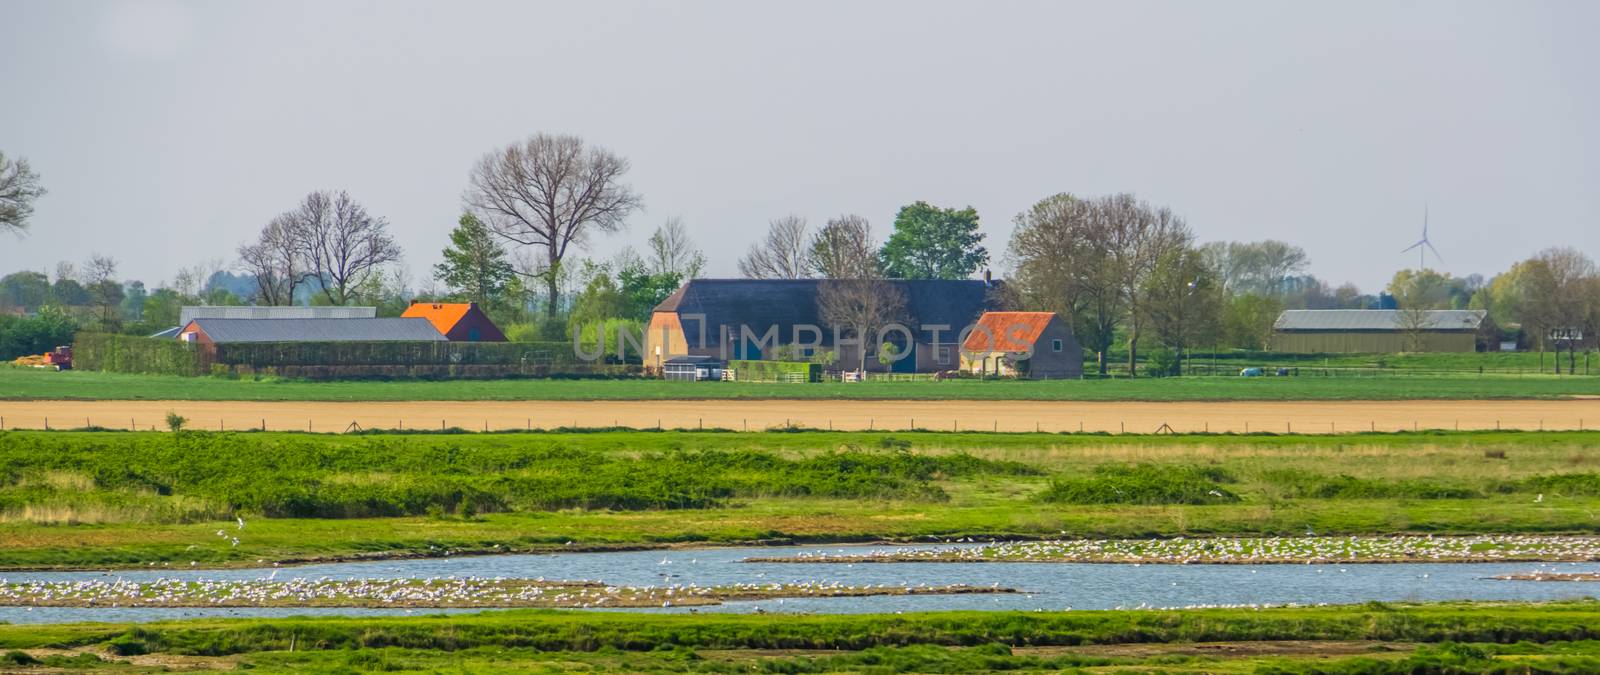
[179,305,377,326]
[188,317,446,343]
[1274,309,1486,332]
[653,278,1000,347]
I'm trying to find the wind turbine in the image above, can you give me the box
[1401,205,1442,269]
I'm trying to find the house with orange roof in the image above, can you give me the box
[401,301,507,342]
[960,311,1081,379]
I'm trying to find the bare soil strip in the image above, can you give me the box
[1,398,1597,433]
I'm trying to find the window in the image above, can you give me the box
[1052,339,1063,352]
[938,346,953,364]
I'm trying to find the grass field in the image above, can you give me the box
[5,365,1600,401]
[1,601,1598,672]
[2,429,1598,569]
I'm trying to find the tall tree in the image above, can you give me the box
[1199,240,1309,295]
[1140,247,1221,374]
[82,254,124,329]
[434,213,514,307]
[879,201,988,280]
[808,215,877,279]
[290,190,402,306]
[464,133,643,318]
[1008,193,1122,374]
[236,214,304,306]
[0,271,50,310]
[738,216,811,279]
[1102,194,1193,377]
[645,217,706,279]
[1519,248,1597,371]
[0,151,46,235]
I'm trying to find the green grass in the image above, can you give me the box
[2,429,1599,569]
[5,365,1600,401]
[2,601,1599,673]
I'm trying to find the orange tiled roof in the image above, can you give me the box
[401,302,473,334]
[962,312,1056,352]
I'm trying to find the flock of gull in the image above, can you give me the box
[747,535,1600,564]
[0,576,1011,609]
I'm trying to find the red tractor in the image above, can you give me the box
[44,345,72,370]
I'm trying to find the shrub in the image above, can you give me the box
[1040,464,1239,505]
[1261,469,1479,500]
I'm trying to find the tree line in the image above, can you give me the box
[4,137,1599,371]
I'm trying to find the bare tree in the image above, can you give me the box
[82,254,123,327]
[1520,247,1597,372]
[1008,194,1124,374]
[738,215,812,279]
[288,190,402,306]
[0,151,46,235]
[646,216,706,278]
[237,214,306,306]
[1100,194,1193,377]
[818,278,907,376]
[464,133,643,318]
[808,215,876,279]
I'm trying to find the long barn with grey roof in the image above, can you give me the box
[1271,309,1487,353]
[177,317,446,345]
[643,278,1004,373]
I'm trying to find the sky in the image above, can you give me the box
[1,0,1596,293]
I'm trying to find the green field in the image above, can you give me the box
[2,601,1598,673]
[2,429,1598,569]
[5,365,1600,401]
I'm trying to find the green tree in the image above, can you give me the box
[141,288,184,328]
[1222,293,1283,350]
[879,201,988,279]
[567,262,627,337]
[1140,247,1221,374]
[0,271,49,310]
[0,306,76,360]
[434,213,514,308]
[616,263,682,321]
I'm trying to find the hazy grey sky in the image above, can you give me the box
[2,0,1596,292]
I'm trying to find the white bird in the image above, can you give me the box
[1536,494,1545,503]
[237,517,246,530]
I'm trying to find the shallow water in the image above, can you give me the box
[1,543,1594,624]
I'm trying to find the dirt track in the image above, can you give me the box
[1,399,1597,433]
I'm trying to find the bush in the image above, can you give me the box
[0,308,78,360]
[730,360,821,382]
[1261,469,1479,500]
[1040,464,1240,505]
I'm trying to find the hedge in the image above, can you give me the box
[729,359,821,382]
[72,333,637,380]
[73,332,210,376]
[211,341,582,367]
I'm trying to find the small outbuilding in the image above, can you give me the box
[401,302,507,342]
[662,355,724,381]
[960,311,1082,379]
[1271,309,1487,353]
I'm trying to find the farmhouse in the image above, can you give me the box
[401,302,507,342]
[644,279,1002,373]
[176,317,446,346]
[960,311,1082,379]
[1271,309,1487,353]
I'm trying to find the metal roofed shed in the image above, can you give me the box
[178,305,377,326]
[1271,309,1487,353]
[662,355,724,381]
[177,317,446,344]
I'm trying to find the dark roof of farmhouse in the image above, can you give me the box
[653,279,1001,346]
[187,317,447,343]
[1274,309,1486,332]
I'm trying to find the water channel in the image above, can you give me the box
[1,543,1594,624]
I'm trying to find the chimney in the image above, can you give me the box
[982,268,992,286]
